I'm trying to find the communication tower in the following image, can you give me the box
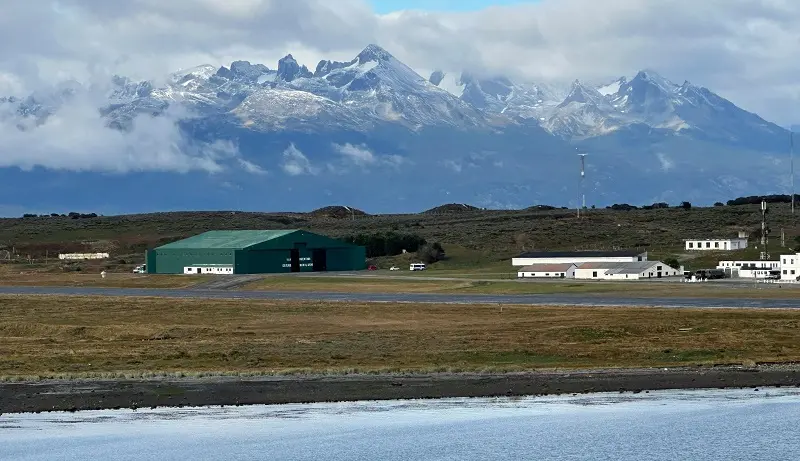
[760,199,770,260]
[577,153,588,217]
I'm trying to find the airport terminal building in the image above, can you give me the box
[145,230,365,274]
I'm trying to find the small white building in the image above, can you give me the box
[183,265,234,275]
[517,263,577,279]
[779,253,800,280]
[512,250,647,267]
[684,232,749,251]
[717,260,780,279]
[58,252,109,260]
[574,261,681,280]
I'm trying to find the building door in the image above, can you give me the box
[196,268,201,274]
[290,249,300,272]
[312,249,327,272]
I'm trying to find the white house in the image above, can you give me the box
[779,253,800,280]
[717,260,780,279]
[517,263,577,279]
[183,265,234,275]
[684,232,749,251]
[574,261,681,280]
[512,250,647,267]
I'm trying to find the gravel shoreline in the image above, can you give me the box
[2,364,800,414]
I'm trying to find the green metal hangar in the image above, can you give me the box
[145,230,366,275]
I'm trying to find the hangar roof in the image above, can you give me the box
[156,230,299,250]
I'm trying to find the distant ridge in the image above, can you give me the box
[423,203,482,214]
[308,205,368,219]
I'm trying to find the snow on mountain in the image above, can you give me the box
[597,77,626,96]
[543,80,625,137]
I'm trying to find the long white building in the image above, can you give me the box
[574,261,681,280]
[717,260,780,279]
[684,232,749,251]
[512,250,647,267]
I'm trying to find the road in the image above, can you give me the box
[0,286,799,308]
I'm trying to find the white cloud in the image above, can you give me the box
[656,152,675,172]
[281,143,318,175]
[0,92,223,173]
[443,160,462,173]
[0,90,263,174]
[331,142,407,170]
[334,142,376,165]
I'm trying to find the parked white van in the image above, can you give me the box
[409,263,426,271]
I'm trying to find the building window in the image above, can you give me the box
[657,266,662,271]
[714,242,719,248]
[593,271,598,278]
[792,270,796,275]
[688,242,694,248]
[706,242,711,248]
[784,270,788,275]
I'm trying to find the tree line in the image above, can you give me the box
[22,212,99,219]
[341,232,445,263]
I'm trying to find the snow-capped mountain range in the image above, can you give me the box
[0,44,793,214]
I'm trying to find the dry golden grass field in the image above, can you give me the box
[2,295,800,380]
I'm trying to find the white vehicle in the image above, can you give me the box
[409,263,426,271]
[389,266,400,271]
[133,264,146,274]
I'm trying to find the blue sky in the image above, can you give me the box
[371,0,535,14]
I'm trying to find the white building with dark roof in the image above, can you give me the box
[574,261,681,280]
[511,250,647,267]
[517,263,577,279]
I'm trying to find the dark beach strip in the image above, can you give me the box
[2,364,799,414]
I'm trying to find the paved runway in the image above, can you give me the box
[0,286,799,308]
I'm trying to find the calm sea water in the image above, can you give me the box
[3,388,800,460]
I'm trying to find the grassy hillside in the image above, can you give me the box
[0,203,798,272]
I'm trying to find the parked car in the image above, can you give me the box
[409,263,426,271]
[132,264,146,274]
[389,266,400,271]
[367,265,378,271]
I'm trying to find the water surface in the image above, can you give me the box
[3,388,799,460]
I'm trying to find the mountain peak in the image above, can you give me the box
[559,79,609,108]
[357,44,393,63]
[429,70,445,86]
[631,69,676,90]
[276,54,312,82]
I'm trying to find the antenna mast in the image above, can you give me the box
[789,131,794,214]
[577,152,588,217]
[760,198,770,261]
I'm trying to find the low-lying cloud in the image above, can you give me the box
[332,142,407,170]
[0,88,262,174]
[281,143,318,176]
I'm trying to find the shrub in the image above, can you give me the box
[416,243,446,264]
